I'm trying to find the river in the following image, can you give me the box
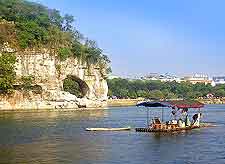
[0,105,225,164]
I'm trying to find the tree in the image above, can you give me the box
[145,80,161,91]
[148,90,164,100]
[0,0,110,96]
[63,14,74,32]
[166,92,178,99]
[0,0,110,68]
[0,52,16,93]
[58,47,72,61]
[107,78,216,100]
[214,89,225,97]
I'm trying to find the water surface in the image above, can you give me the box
[0,105,225,164]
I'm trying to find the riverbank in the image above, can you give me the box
[0,107,109,113]
[199,98,225,104]
[107,98,225,107]
[0,98,224,111]
[107,99,144,107]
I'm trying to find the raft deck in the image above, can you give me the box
[135,123,214,133]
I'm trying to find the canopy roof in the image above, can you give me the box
[136,100,204,109]
[168,100,204,109]
[136,101,169,107]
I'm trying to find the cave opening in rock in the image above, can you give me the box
[63,75,89,98]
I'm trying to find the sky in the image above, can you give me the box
[33,0,225,77]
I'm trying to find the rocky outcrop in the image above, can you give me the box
[0,46,108,110]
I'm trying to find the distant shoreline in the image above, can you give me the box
[0,107,109,113]
[107,98,225,107]
[0,99,224,112]
[107,99,143,107]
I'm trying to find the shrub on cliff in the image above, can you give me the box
[0,0,111,69]
[58,47,72,61]
[0,0,111,96]
[0,52,16,93]
[20,75,34,91]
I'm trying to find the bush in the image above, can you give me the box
[58,47,72,61]
[0,52,16,93]
[0,0,110,67]
[20,75,34,91]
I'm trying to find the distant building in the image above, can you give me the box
[206,93,214,98]
[211,76,225,86]
[183,74,212,85]
[107,74,120,79]
[141,73,182,83]
[125,75,142,81]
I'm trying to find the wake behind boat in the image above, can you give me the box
[86,127,131,131]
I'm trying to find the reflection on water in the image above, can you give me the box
[0,105,225,164]
[0,110,110,164]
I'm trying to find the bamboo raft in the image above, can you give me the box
[86,127,131,131]
[135,123,215,133]
[136,126,198,132]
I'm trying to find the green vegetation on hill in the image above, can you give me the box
[0,0,110,65]
[108,78,225,99]
[0,52,16,93]
[0,0,111,93]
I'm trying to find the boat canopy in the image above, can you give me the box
[168,100,204,109]
[136,101,169,107]
[137,100,204,109]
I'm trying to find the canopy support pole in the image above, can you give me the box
[162,107,164,122]
[146,108,149,127]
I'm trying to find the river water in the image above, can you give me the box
[0,105,225,164]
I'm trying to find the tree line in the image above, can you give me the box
[107,78,225,99]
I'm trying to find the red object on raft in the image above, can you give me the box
[168,100,204,109]
[137,100,204,109]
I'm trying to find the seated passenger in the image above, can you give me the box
[153,117,161,124]
[185,115,191,127]
[178,119,186,128]
[171,119,177,124]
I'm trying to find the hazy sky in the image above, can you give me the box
[34,0,225,77]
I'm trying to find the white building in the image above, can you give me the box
[107,74,120,79]
[183,74,212,85]
[141,73,182,83]
[212,76,225,86]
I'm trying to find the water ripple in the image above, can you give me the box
[0,104,224,164]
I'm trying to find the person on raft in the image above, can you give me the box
[192,113,202,127]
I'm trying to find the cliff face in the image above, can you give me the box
[0,47,108,110]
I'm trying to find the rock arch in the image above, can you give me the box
[64,75,89,98]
